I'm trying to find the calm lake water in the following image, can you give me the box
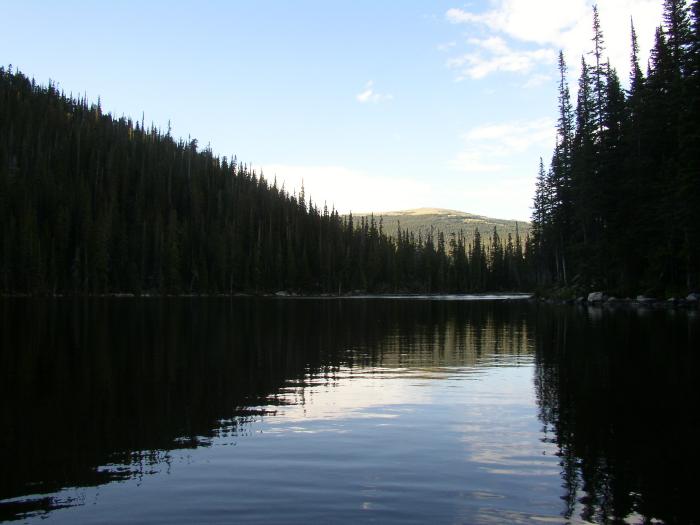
[0,297,697,524]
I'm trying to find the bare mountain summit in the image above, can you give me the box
[353,208,530,247]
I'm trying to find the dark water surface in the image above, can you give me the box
[0,298,697,524]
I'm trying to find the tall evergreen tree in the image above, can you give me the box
[677,0,700,288]
[531,0,699,295]
[590,5,609,136]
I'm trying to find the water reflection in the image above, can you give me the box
[0,298,531,521]
[0,298,697,523]
[534,305,699,524]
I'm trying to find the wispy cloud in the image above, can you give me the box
[522,73,552,89]
[464,118,554,151]
[436,41,457,52]
[356,81,393,104]
[447,118,555,220]
[446,2,587,46]
[455,175,537,221]
[445,7,481,25]
[260,164,430,213]
[450,151,508,173]
[446,36,555,80]
[450,118,554,173]
[444,0,663,85]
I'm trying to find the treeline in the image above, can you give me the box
[0,67,530,295]
[532,0,700,296]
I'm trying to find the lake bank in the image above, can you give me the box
[533,289,700,309]
[0,291,533,300]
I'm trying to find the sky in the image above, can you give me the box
[1,0,664,221]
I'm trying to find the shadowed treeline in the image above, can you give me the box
[0,68,530,295]
[532,1,700,295]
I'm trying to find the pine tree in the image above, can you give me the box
[677,0,700,288]
[531,158,552,285]
[550,51,574,285]
[572,57,596,262]
[530,1,699,295]
[590,5,609,137]
[663,0,692,71]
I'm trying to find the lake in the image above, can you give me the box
[0,297,697,524]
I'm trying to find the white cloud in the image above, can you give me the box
[522,73,552,89]
[356,80,393,104]
[444,0,663,85]
[450,118,555,173]
[260,164,431,213]
[445,7,481,25]
[465,118,554,151]
[447,2,587,46]
[446,37,555,80]
[470,36,510,55]
[451,151,508,173]
[456,176,537,221]
[447,118,556,219]
[437,41,457,52]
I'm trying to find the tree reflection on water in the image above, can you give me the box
[0,298,696,523]
[535,305,698,524]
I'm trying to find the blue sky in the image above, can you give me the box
[2,1,663,220]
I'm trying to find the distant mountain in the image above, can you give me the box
[354,208,530,247]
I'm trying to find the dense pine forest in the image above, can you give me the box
[3,1,695,298]
[0,67,529,295]
[532,0,700,297]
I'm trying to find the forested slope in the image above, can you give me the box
[0,68,530,295]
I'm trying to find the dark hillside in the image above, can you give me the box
[0,68,531,294]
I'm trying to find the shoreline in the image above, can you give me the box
[0,291,533,300]
[2,291,697,308]
[533,291,700,309]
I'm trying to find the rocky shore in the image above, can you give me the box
[535,291,700,308]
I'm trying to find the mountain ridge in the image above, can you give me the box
[356,207,528,221]
[352,208,531,246]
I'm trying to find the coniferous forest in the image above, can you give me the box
[2,0,698,298]
[532,0,700,296]
[3,2,700,524]
[0,68,528,295]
